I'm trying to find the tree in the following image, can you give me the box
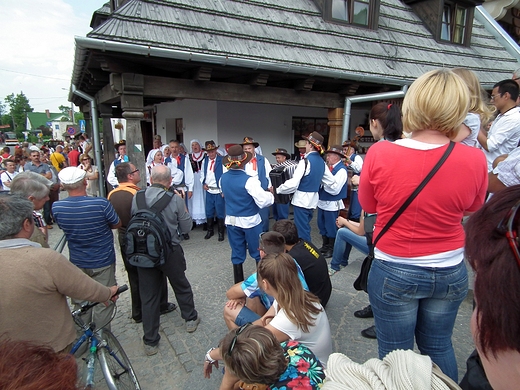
[5,92,33,135]
[58,104,72,121]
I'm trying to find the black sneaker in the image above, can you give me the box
[160,303,177,315]
[361,325,377,339]
[354,305,374,318]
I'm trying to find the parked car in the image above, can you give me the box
[4,132,19,146]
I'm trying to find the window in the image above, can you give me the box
[440,2,469,44]
[328,0,378,28]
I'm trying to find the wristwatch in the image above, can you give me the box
[205,347,216,364]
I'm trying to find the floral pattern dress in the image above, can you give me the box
[269,340,325,390]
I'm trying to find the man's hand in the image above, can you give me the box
[203,184,209,191]
[187,191,193,199]
[109,285,120,303]
[351,175,360,186]
[225,298,246,310]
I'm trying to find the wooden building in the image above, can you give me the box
[69,0,520,188]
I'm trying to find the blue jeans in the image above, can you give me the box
[368,259,468,382]
[330,228,369,271]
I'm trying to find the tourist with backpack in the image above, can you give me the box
[128,164,200,356]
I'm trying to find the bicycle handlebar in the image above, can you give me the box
[72,284,128,317]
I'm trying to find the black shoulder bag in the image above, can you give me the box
[354,141,455,292]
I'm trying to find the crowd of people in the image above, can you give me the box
[1,67,520,390]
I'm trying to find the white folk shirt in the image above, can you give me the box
[318,161,349,211]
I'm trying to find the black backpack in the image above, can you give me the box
[126,190,173,268]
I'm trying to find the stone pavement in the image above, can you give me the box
[48,213,475,390]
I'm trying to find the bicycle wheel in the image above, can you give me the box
[98,329,141,390]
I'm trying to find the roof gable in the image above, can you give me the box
[27,112,67,128]
[83,0,518,87]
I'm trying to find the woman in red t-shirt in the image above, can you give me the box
[358,69,488,382]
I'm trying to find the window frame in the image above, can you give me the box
[325,0,380,30]
[439,1,472,46]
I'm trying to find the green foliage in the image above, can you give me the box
[4,92,33,131]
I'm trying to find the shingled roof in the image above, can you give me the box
[76,0,518,88]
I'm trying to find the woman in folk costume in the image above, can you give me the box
[188,139,207,227]
[146,149,164,186]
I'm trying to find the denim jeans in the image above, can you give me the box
[368,259,468,382]
[330,228,369,271]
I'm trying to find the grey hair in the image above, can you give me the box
[151,165,171,185]
[0,194,34,240]
[10,171,51,200]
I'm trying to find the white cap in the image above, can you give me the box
[58,167,86,185]
[29,145,40,152]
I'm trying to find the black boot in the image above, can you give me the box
[233,264,244,284]
[202,222,208,231]
[217,218,225,242]
[323,237,334,258]
[204,219,214,239]
[319,236,329,254]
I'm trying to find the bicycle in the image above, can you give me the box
[70,284,141,390]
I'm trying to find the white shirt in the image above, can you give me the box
[482,107,520,171]
[318,161,349,211]
[492,146,520,188]
[168,155,194,190]
[199,158,227,194]
[277,151,337,209]
[270,300,332,367]
[224,174,274,228]
[1,170,18,191]
[347,153,363,174]
[106,157,128,187]
[244,154,272,188]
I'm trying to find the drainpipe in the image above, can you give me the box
[342,85,409,142]
[71,85,106,198]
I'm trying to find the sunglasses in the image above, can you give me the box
[496,200,520,269]
[227,323,251,356]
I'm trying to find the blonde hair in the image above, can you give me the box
[257,253,321,333]
[452,68,495,125]
[402,69,470,139]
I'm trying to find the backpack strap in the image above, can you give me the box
[150,191,174,214]
[136,189,174,213]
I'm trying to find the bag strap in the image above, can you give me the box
[135,189,173,214]
[373,141,455,248]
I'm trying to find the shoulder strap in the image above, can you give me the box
[150,191,174,214]
[373,141,455,247]
[136,190,147,210]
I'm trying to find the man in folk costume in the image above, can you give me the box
[107,140,129,188]
[200,140,227,241]
[276,131,337,242]
[317,145,349,258]
[270,147,292,221]
[240,137,272,232]
[168,140,194,239]
[188,139,207,228]
[220,145,274,283]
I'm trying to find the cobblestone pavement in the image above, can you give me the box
[48,212,475,389]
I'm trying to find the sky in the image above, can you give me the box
[0,1,105,113]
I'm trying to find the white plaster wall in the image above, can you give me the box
[216,101,327,156]
[155,100,327,156]
[155,100,218,148]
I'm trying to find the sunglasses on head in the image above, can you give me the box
[496,200,520,269]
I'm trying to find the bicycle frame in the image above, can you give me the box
[70,285,140,390]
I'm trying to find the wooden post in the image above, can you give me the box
[99,104,115,191]
[327,108,344,148]
[121,73,147,189]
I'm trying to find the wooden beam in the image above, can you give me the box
[143,76,343,108]
[295,78,315,92]
[193,66,212,81]
[95,74,122,105]
[249,73,269,86]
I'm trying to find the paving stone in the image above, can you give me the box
[47,210,476,389]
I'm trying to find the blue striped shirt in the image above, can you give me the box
[53,196,119,268]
